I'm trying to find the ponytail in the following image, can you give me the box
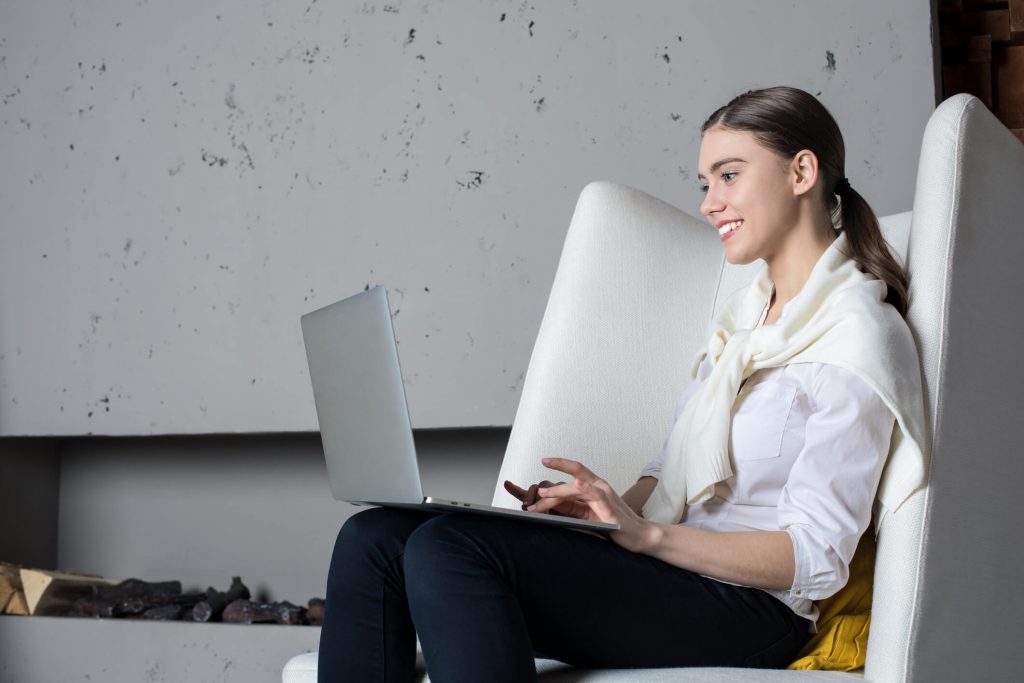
[832,182,910,317]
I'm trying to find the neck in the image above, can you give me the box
[765,208,837,306]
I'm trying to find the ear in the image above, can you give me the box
[789,149,819,198]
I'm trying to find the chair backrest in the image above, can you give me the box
[865,94,1024,683]
[491,180,722,503]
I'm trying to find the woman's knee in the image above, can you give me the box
[403,515,475,606]
[330,506,426,569]
[336,506,392,545]
[403,514,453,564]
[403,514,516,584]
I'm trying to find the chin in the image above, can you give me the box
[723,250,760,266]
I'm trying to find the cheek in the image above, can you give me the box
[751,185,796,224]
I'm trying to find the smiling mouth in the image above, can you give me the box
[718,220,743,238]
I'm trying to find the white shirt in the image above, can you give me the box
[638,289,896,623]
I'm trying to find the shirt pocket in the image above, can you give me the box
[730,381,797,461]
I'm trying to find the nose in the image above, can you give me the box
[700,185,724,220]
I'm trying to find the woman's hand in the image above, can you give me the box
[522,457,656,553]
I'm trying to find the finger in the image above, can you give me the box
[542,457,597,482]
[575,481,618,518]
[534,482,615,522]
[537,482,585,500]
[528,494,587,516]
[573,475,613,497]
[503,480,527,502]
[539,480,561,496]
[518,481,561,509]
[530,489,601,520]
[525,494,562,513]
[575,479,613,501]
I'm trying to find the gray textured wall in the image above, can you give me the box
[0,0,937,436]
[0,3,939,680]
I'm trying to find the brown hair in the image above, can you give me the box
[701,86,910,317]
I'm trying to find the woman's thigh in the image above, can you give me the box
[403,512,808,669]
[319,506,442,682]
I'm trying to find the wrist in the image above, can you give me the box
[638,519,665,554]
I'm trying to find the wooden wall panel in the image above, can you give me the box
[939,1,1024,141]
[1008,0,1024,33]
[996,45,1024,127]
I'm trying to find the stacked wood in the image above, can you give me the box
[1,562,29,615]
[221,598,307,625]
[1,562,323,625]
[72,577,260,621]
[939,0,1024,141]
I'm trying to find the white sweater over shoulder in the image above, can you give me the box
[639,290,896,624]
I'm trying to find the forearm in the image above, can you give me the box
[639,523,796,591]
[621,476,658,515]
[532,465,796,590]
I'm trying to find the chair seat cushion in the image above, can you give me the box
[282,652,317,683]
[281,651,864,683]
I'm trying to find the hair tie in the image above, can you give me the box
[834,176,851,194]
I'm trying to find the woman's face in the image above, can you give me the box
[697,125,800,265]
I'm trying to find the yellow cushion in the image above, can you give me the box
[787,530,876,671]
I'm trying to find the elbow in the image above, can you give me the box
[784,525,849,601]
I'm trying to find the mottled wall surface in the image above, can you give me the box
[0,1,936,435]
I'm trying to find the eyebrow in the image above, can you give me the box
[696,157,748,182]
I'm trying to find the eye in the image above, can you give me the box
[698,171,739,195]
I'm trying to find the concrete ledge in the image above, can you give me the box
[0,615,320,683]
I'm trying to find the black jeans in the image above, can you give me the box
[318,507,810,683]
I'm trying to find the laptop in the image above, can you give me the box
[300,285,619,534]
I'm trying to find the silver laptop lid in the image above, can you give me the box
[300,286,423,504]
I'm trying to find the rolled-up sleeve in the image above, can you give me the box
[779,363,895,600]
[638,356,714,480]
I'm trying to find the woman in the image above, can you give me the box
[317,86,926,681]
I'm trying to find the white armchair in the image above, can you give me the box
[284,93,1024,682]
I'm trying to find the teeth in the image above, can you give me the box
[718,220,743,236]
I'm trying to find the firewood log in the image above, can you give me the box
[19,569,119,616]
[0,563,20,613]
[4,590,29,616]
[74,597,116,618]
[142,604,188,620]
[1,564,28,615]
[75,579,202,618]
[93,579,184,615]
[307,598,325,626]
[191,576,250,622]
[221,598,307,625]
